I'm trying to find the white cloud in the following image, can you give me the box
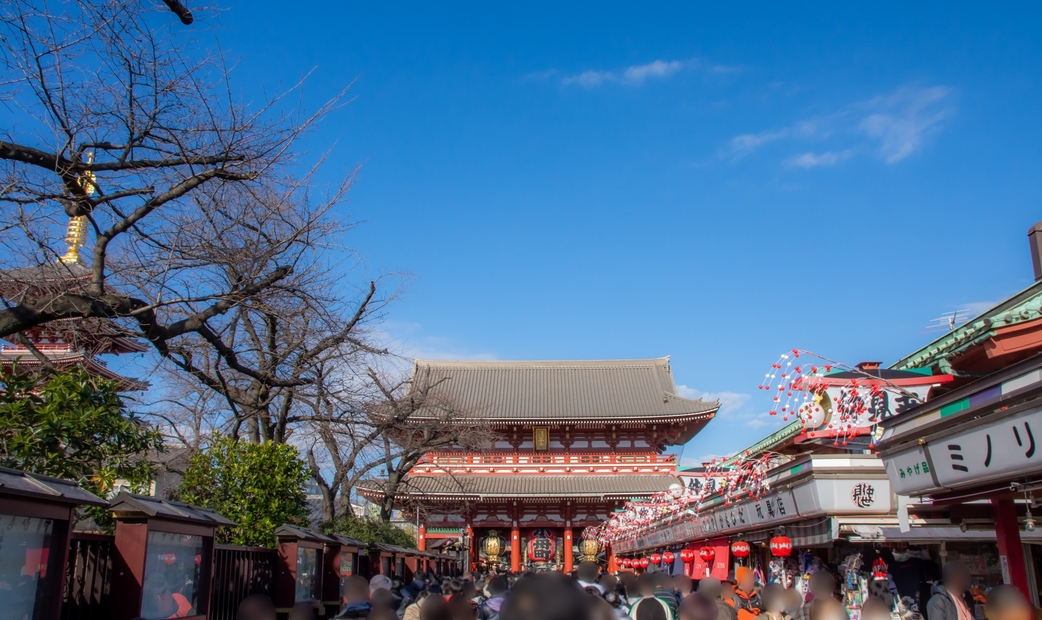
[783,150,852,168]
[552,57,735,89]
[857,86,952,162]
[723,84,953,166]
[725,129,790,160]
[561,70,616,88]
[622,60,686,84]
[963,300,999,318]
[676,385,750,418]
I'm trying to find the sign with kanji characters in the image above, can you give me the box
[930,406,1042,488]
[850,483,876,508]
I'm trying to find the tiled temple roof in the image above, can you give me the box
[358,474,679,499]
[407,357,718,424]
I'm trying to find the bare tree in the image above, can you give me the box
[358,367,496,522]
[0,0,366,390]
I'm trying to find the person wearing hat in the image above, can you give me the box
[731,568,761,620]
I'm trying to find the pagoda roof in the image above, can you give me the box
[358,474,679,500]
[0,349,149,391]
[0,260,92,284]
[407,357,718,425]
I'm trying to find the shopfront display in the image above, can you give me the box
[109,492,233,620]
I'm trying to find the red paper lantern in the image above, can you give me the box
[680,549,696,563]
[769,536,793,557]
[662,551,675,564]
[731,541,751,558]
[698,546,715,562]
[639,557,651,569]
[621,558,631,568]
[650,553,662,565]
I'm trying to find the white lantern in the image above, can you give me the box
[797,401,826,429]
[669,483,684,499]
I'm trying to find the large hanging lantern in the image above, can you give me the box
[639,557,651,569]
[698,546,715,562]
[731,541,751,558]
[579,538,601,562]
[620,558,632,569]
[662,551,675,564]
[650,553,662,565]
[482,530,503,564]
[769,536,793,557]
[527,528,556,563]
[680,549,696,564]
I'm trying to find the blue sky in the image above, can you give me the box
[199,2,1041,460]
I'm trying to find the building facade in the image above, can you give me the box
[359,357,719,573]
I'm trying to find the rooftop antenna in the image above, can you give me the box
[921,309,969,334]
[59,152,96,264]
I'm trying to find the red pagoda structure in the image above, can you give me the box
[359,357,719,573]
[0,216,147,390]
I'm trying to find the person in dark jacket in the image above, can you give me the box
[927,562,972,620]
[478,577,508,620]
[697,577,738,620]
[336,575,372,619]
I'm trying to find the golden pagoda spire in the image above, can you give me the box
[59,152,96,264]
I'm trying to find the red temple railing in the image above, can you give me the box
[419,452,677,466]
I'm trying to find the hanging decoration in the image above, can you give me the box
[650,552,662,565]
[481,530,503,566]
[769,536,793,557]
[731,541,751,558]
[698,547,715,562]
[680,549,695,564]
[662,551,675,564]
[759,350,952,447]
[527,528,556,563]
[578,538,601,562]
[639,557,650,569]
[582,449,785,545]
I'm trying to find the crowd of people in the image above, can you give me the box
[231,559,1035,620]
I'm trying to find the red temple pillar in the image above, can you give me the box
[564,526,574,573]
[993,498,1030,595]
[466,524,475,573]
[511,525,520,573]
[418,524,427,551]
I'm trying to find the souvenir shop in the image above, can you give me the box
[878,354,1042,606]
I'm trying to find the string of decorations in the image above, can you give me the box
[581,449,785,545]
[760,349,924,447]
[587,349,934,547]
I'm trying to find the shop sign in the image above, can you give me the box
[792,478,892,514]
[883,446,937,495]
[930,405,1042,488]
[698,490,798,537]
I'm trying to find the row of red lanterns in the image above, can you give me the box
[617,536,792,570]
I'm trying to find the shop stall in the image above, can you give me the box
[323,534,368,614]
[0,467,109,620]
[108,491,234,620]
[878,354,1042,602]
[274,525,336,615]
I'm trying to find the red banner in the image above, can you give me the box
[687,537,730,579]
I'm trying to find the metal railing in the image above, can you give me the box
[61,534,115,620]
[209,545,277,620]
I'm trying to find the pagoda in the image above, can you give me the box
[358,357,718,572]
[0,215,148,390]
